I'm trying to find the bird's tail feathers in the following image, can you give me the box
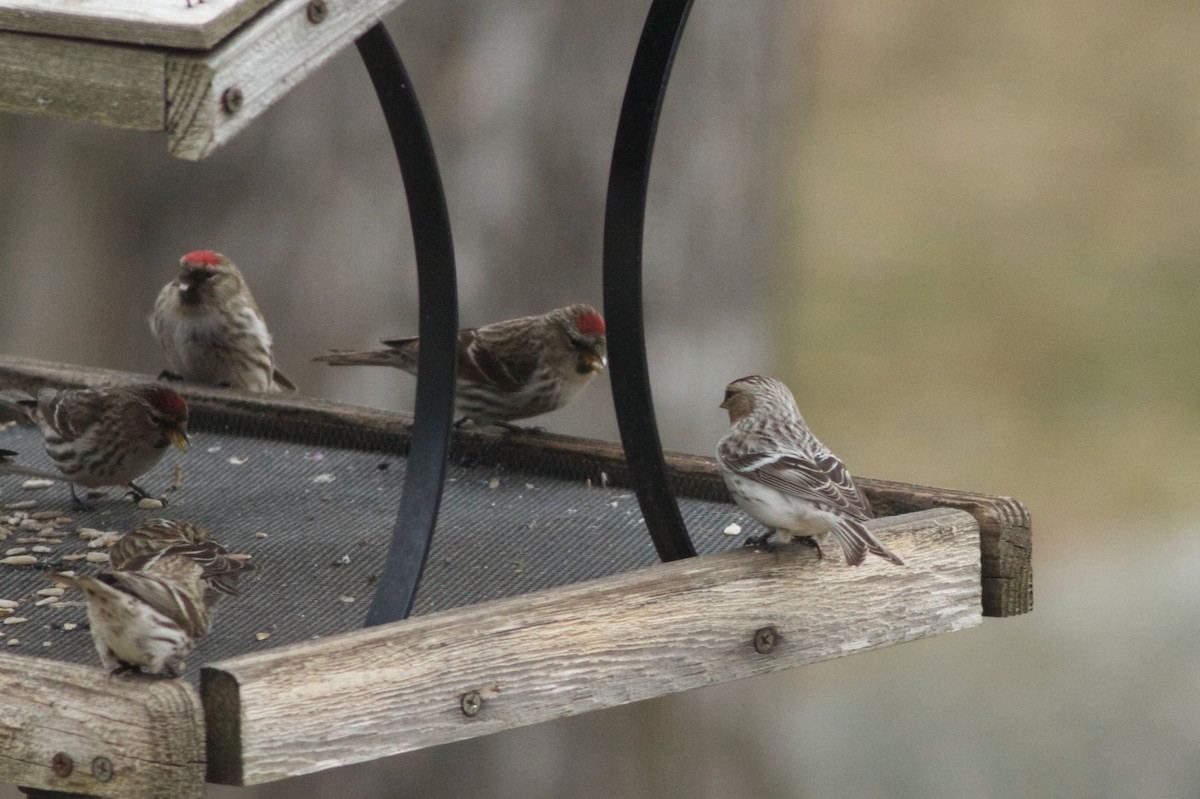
[312,348,414,369]
[0,390,38,423]
[832,519,905,567]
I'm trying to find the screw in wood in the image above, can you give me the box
[305,0,328,24]
[220,87,244,115]
[50,752,73,778]
[753,626,779,654]
[460,690,483,717]
[91,756,114,783]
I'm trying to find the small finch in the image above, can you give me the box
[0,384,189,509]
[716,375,904,567]
[150,249,296,393]
[314,304,607,427]
[111,518,256,603]
[53,549,213,677]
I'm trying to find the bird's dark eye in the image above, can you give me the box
[724,389,736,402]
[570,337,588,351]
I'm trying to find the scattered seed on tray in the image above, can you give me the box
[1,555,38,566]
[85,552,110,563]
[228,456,248,465]
[37,588,63,597]
[34,597,59,607]
[255,632,271,641]
[62,623,78,631]
[3,501,36,510]
[0,600,17,609]
[3,617,28,625]
[723,523,742,536]
[137,498,165,509]
[21,479,54,490]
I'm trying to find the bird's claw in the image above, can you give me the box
[157,370,185,382]
[743,532,776,551]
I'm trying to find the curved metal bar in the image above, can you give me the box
[602,0,697,562]
[356,23,459,626]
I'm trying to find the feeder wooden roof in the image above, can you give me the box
[0,0,409,159]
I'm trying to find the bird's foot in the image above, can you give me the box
[743,531,778,551]
[157,369,185,382]
[125,483,168,507]
[800,536,824,560]
[69,484,95,512]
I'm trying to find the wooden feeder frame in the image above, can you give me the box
[0,2,1032,797]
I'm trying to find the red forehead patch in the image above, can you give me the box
[575,310,606,337]
[181,250,222,268]
[145,386,188,418]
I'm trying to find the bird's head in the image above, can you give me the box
[139,385,190,451]
[720,375,796,424]
[176,250,244,307]
[560,305,607,376]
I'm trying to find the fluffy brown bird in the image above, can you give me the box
[150,250,296,393]
[0,384,189,509]
[53,549,213,677]
[110,518,256,603]
[314,304,607,426]
[716,375,903,567]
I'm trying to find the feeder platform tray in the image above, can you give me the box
[0,357,1031,798]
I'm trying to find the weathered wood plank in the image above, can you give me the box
[204,507,980,785]
[0,0,276,50]
[166,0,409,160]
[0,30,163,130]
[0,654,205,798]
[0,355,1034,617]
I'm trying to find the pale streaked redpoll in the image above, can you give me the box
[150,250,296,393]
[314,304,607,426]
[110,518,256,603]
[716,375,904,567]
[0,384,189,509]
[53,550,213,677]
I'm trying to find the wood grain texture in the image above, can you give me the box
[166,0,410,160]
[0,654,205,798]
[0,0,275,50]
[203,507,981,785]
[0,30,162,130]
[0,355,1033,618]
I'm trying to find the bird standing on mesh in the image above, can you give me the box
[111,517,257,604]
[716,375,904,567]
[0,384,189,509]
[314,304,607,427]
[150,249,296,393]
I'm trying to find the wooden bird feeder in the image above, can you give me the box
[0,2,1032,797]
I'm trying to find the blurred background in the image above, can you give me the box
[3,0,1200,796]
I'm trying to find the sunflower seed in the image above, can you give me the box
[3,616,28,625]
[29,510,64,520]
[61,553,87,562]
[62,622,78,631]
[723,523,742,536]
[4,547,27,556]
[85,552,110,563]
[3,501,36,510]
[0,600,17,609]
[36,588,63,597]
[0,555,37,565]
[136,498,165,510]
[255,632,271,641]
[21,479,54,490]
[34,597,59,607]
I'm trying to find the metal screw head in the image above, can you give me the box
[753,626,779,654]
[220,87,243,115]
[460,690,483,717]
[51,752,73,778]
[91,756,114,782]
[305,0,328,23]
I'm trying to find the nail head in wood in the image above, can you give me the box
[51,752,73,778]
[91,756,114,782]
[753,626,779,654]
[460,690,483,718]
[305,0,328,24]
[220,87,243,115]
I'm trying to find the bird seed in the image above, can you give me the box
[21,479,54,490]
[0,555,37,565]
[3,616,28,625]
[137,498,165,509]
[85,552,110,563]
